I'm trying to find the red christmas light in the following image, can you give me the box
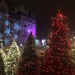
[42,9,75,75]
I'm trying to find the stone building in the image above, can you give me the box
[0,0,36,47]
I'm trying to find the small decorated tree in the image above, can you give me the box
[6,39,20,75]
[16,32,40,75]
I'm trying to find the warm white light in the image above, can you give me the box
[74,36,75,39]
[20,44,23,46]
[42,39,46,46]
[42,39,45,43]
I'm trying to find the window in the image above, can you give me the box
[23,25,27,27]
[10,27,13,35]
[23,41,25,45]
[17,30,20,36]
[32,20,36,23]
[23,28,27,36]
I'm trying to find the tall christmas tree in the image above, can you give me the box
[16,32,40,75]
[42,9,75,75]
[5,39,20,75]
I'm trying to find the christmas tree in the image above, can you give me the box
[42,9,75,75]
[16,32,40,75]
[6,39,20,75]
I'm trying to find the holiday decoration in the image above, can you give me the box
[4,27,11,36]
[5,39,20,75]
[4,38,9,45]
[16,32,40,75]
[14,22,21,31]
[42,9,75,75]
[5,19,10,26]
[14,34,18,39]
[3,15,21,45]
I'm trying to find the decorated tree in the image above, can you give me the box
[16,32,40,75]
[5,39,20,75]
[42,9,75,75]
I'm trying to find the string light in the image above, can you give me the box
[16,32,40,75]
[5,39,20,75]
[42,9,75,75]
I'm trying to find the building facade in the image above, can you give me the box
[0,0,36,47]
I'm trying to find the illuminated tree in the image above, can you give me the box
[6,39,20,75]
[42,9,75,75]
[16,32,40,75]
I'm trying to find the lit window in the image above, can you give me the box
[23,28,27,36]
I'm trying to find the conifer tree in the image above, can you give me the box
[6,39,20,75]
[42,9,75,75]
[16,32,40,75]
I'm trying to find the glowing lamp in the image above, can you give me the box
[20,44,23,46]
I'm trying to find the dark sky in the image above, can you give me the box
[6,0,75,39]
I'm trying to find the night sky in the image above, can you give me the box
[6,0,75,39]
